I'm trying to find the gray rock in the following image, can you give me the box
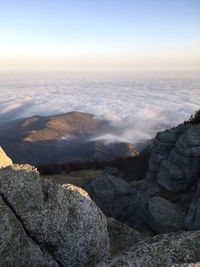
[86,175,152,232]
[148,124,187,175]
[85,175,140,222]
[143,121,200,235]
[185,196,200,230]
[146,123,200,193]
[147,196,183,233]
[107,217,143,256]
[107,231,200,267]
[0,165,110,266]
[0,195,58,267]
[0,147,12,168]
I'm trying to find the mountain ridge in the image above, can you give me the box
[0,111,140,165]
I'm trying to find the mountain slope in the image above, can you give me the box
[0,112,139,165]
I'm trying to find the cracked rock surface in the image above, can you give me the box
[0,194,58,267]
[143,122,200,232]
[146,123,200,193]
[0,164,110,267]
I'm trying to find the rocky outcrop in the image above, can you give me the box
[0,147,12,168]
[146,123,200,193]
[107,231,200,267]
[84,119,200,238]
[0,165,110,266]
[147,196,183,233]
[143,120,200,233]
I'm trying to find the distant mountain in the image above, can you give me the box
[0,112,139,165]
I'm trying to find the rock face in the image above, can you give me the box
[108,231,200,267]
[0,147,12,168]
[147,123,200,193]
[143,121,200,232]
[0,165,110,267]
[147,196,183,233]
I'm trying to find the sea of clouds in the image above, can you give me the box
[0,71,199,145]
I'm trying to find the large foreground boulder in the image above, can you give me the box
[0,164,110,267]
[107,231,200,267]
[0,147,12,168]
[0,195,58,267]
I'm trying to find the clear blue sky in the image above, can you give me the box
[0,0,199,71]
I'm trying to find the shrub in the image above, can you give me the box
[184,109,200,125]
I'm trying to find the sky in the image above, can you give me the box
[0,0,200,71]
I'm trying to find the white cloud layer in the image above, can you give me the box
[0,71,199,145]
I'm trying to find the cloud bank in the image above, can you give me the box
[0,71,199,145]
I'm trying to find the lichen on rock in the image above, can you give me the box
[0,164,110,267]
